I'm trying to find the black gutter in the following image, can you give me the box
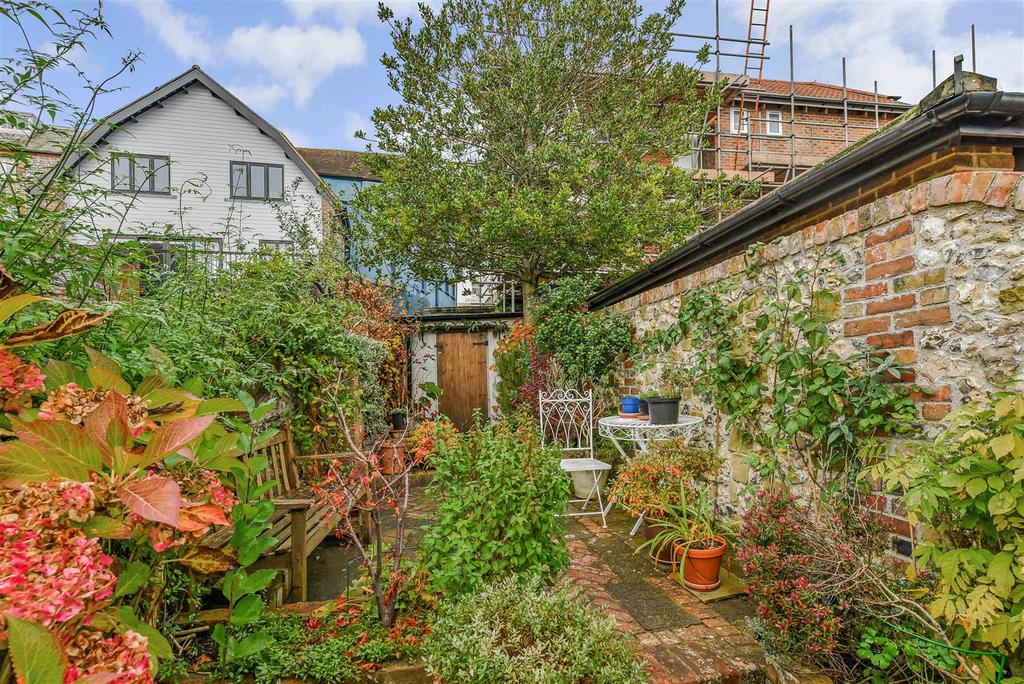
[589,90,1024,311]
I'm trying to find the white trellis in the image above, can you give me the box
[539,389,611,527]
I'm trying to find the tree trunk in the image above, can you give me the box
[520,278,539,323]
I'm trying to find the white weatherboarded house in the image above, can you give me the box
[62,66,327,256]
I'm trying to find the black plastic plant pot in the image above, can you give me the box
[638,399,649,416]
[390,412,408,430]
[647,397,680,425]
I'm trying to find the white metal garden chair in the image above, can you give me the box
[539,389,612,527]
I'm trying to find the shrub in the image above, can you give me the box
[221,601,427,684]
[865,387,1024,677]
[609,439,719,516]
[423,575,648,684]
[418,422,570,596]
[737,489,965,680]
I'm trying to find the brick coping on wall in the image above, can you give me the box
[614,170,1024,315]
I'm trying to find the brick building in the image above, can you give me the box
[682,76,913,190]
[590,73,1024,553]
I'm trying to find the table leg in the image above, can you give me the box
[630,510,646,536]
[608,435,630,461]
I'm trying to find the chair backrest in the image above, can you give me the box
[539,389,593,457]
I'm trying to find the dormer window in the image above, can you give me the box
[230,162,284,200]
[111,153,170,193]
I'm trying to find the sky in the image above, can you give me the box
[2,0,1022,151]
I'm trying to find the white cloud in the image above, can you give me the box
[283,0,427,24]
[725,0,1022,102]
[226,82,288,111]
[226,23,365,105]
[280,126,313,147]
[119,0,213,63]
[342,110,371,144]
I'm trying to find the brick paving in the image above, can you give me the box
[563,510,775,684]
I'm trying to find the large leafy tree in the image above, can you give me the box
[352,0,740,314]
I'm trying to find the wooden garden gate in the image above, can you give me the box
[436,331,489,431]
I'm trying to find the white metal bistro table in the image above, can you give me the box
[597,414,704,534]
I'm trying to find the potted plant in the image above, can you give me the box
[619,394,640,415]
[639,485,733,590]
[648,368,683,425]
[609,442,720,564]
[390,407,408,430]
[638,391,657,418]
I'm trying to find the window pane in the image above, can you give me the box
[249,164,266,198]
[153,158,170,193]
[112,156,130,190]
[230,162,247,197]
[268,165,283,199]
[133,157,151,192]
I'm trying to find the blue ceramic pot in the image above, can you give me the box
[620,395,640,414]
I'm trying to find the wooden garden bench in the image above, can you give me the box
[202,428,357,604]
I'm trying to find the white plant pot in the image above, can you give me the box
[570,469,608,500]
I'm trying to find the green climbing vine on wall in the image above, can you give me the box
[639,244,919,492]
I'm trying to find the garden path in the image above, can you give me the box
[564,510,803,684]
[306,474,821,683]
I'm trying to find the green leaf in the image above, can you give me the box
[988,490,1015,515]
[114,561,151,599]
[116,606,173,660]
[229,594,264,626]
[990,433,1016,458]
[5,613,66,684]
[233,631,274,659]
[0,293,44,325]
[196,397,248,416]
[965,477,988,498]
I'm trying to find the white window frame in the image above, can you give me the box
[765,110,783,136]
[730,108,749,135]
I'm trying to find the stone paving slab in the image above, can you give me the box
[564,510,775,683]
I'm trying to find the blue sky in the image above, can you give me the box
[3,0,1023,151]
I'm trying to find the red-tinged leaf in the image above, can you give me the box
[9,416,103,481]
[178,546,236,574]
[3,309,111,347]
[177,502,229,531]
[118,476,181,527]
[0,264,22,299]
[143,415,215,462]
[83,393,132,462]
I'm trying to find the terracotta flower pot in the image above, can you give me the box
[379,443,406,476]
[642,515,676,565]
[675,536,727,591]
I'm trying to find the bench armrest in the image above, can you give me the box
[292,452,357,462]
[274,498,314,511]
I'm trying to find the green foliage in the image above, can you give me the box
[212,393,279,669]
[642,246,918,492]
[424,575,648,684]
[532,276,634,388]
[79,251,391,450]
[865,388,1024,670]
[352,0,750,307]
[220,602,426,684]
[637,486,734,561]
[419,421,570,596]
[609,439,720,516]
[494,332,531,416]
[855,625,959,683]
